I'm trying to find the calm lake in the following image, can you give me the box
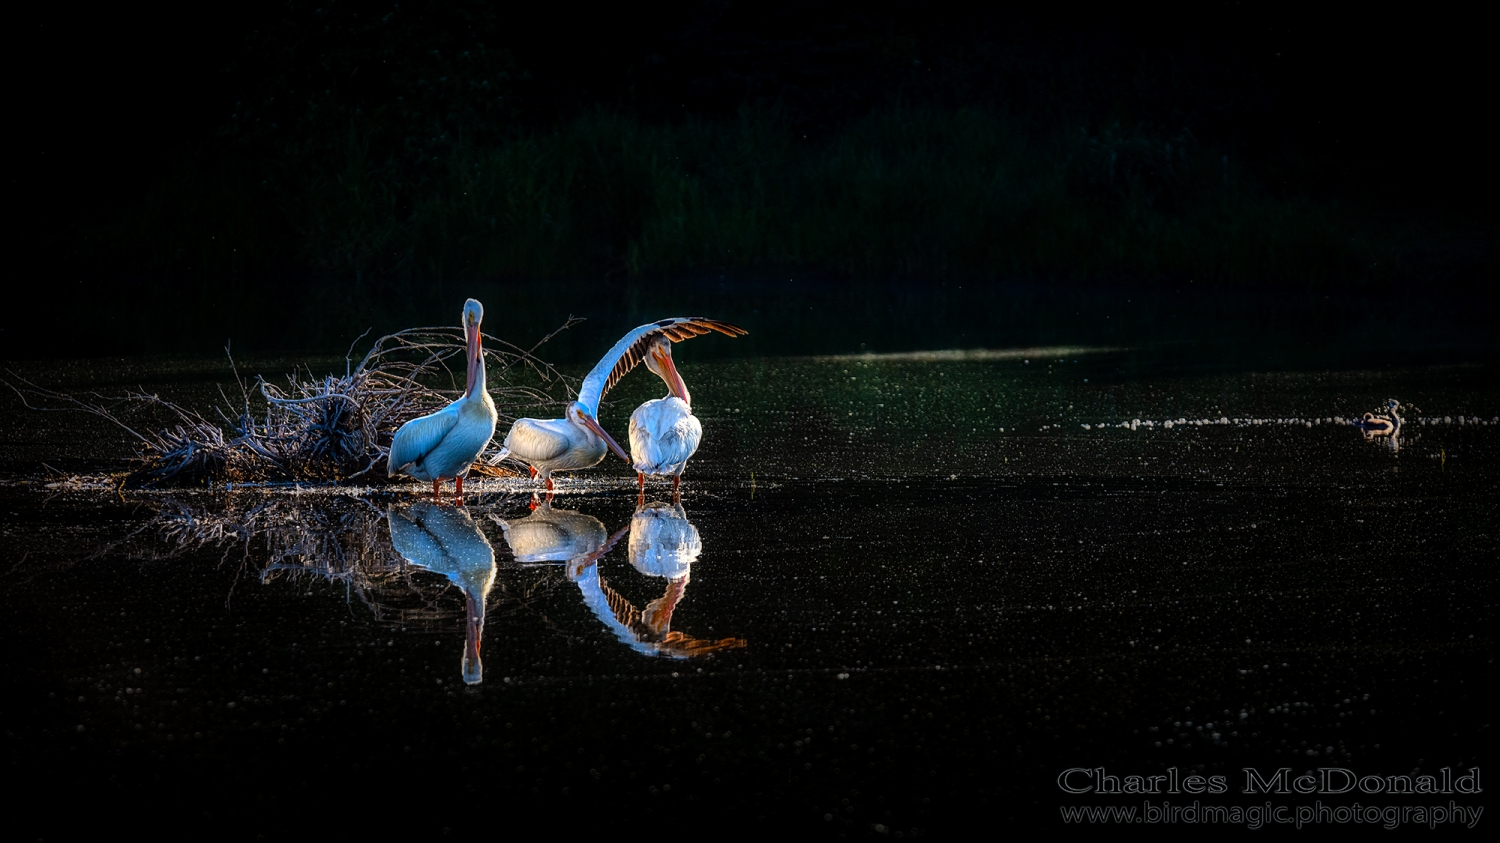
[2,338,1494,835]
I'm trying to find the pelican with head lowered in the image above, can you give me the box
[387,299,498,501]
[494,318,741,493]
[495,400,630,495]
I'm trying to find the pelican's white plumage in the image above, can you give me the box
[629,396,701,478]
[626,339,706,495]
[575,317,748,416]
[496,317,743,491]
[388,299,497,498]
[498,402,625,490]
[592,320,746,497]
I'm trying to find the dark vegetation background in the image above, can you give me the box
[8,2,1495,358]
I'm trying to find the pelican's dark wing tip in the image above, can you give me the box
[668,317,748,340]
[597,317,747,399]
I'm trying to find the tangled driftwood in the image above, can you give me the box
[4,319,581,488]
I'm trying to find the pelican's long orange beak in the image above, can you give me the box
[581,411,631,463]
[464,319,482,397]
[654,345,690,406]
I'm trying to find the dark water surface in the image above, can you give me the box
[3,349,1494,836]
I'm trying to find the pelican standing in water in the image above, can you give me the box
[1352,399,1404,435]
[626,324,745,501]
[494,317,742,495]
[497,402,629,496]
[388,299,498,502]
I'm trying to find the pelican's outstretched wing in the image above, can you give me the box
[388,405,460,476]
[501,417,574,463]
[576,318,748,415]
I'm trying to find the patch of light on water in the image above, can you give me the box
[1069,415,1498,431]
[803,345,1125,362]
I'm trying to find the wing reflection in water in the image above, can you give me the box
[567,501,746,659]
[387,504,497,685]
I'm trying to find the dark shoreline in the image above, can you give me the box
[8,271,1498,368]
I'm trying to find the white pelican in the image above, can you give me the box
[496,402,629,495]
[387,299,498,501]
[495,317,743,494]
[625,327,739,500]
[567,501,745,659]
[387,503,497,685]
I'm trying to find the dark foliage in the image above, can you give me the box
[9,2,1494,324]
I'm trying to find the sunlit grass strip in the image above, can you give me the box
[806,346,1126,363]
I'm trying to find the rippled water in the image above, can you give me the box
[2,350,1494,835]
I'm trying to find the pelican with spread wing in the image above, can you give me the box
[387,299,498,501]
[623,322,745,500]
[494,318,744,494]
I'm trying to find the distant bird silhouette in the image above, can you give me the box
[1352,399,1403,435]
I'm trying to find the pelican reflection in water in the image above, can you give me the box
[567,501,746,659]
[491,501,608,564]
[387,503,497,685]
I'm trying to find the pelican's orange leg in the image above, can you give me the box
[638,472,646,506]
[432,479,441,501]
[455,475,465,505]
[672,474,681,503]
[529,465,538,479]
